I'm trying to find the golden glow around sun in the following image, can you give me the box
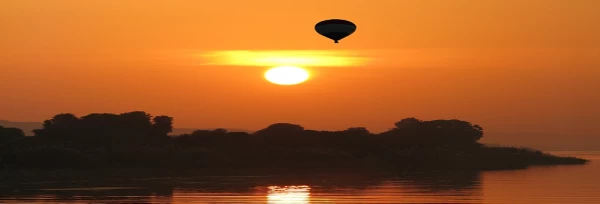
[197,50,370,67]
[264,66,310,85]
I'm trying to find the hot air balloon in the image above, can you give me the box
[315,19,357,43]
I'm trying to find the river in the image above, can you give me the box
[0,151,598,203]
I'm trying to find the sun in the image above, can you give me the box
[264,66,310,85]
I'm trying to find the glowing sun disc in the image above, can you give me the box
[264,66,310,85]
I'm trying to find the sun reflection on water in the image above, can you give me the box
[266,185,311,204]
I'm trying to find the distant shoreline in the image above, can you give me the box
[0,113,589,172]
[0,143,588,172]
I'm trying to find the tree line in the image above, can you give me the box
[29,111,173,144]
[1,111,484,148]
[1,111,588,171]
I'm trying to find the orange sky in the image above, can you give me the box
[1,0,599,150]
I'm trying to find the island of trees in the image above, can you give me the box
[0,111,588,171]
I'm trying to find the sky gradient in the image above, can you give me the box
[1,0,599,150]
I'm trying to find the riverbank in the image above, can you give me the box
[1,143,588,172]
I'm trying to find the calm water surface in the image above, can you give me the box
[1,151,598,203]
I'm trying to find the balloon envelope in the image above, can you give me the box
[315,19,357,43]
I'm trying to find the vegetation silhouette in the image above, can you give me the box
[0,125,25,142]
[0,111,588,171]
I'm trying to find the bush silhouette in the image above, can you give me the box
[33,111,172,144]
[0,125,25,143]
[380,118,484,148]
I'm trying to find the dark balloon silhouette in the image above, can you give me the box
[315,19,357,43]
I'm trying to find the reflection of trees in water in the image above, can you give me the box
[0,171,482,203]
[397,171,483,195]
[0,175,175,204]
[0,185,174,203]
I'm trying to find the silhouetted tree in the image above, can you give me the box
[394,117,421,129]
[0,126,24,168]
[344,127,370,135]
[34,113,80,140]
[254,123,305,135]
[0,125,25,143]
[423,119,483,144]
[120,111,153,129]
[78,113,122,144]
[152,115,174,136]
[48,113,80,127]
[32,111,175,144]
[254,123,305,147]
[381,118,484,147]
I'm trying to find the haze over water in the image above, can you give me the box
[0,151,597,203]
